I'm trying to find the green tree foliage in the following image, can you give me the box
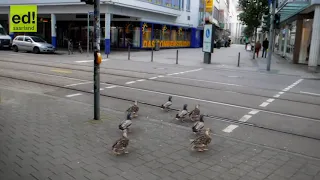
[238,0,269,33]
[243,25,254,38]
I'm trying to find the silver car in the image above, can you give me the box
[12,35,55,54]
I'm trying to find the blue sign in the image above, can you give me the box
[206,29,210,38]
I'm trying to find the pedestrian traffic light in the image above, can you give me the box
[81,0,94,5]
[274,14,281,29]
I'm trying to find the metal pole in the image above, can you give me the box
[87,12,89,57]
[237,52,240,67]
[176,50,178,64]
[151,47,153,62]
[267,0,276,71]
[203,0,206,25]
[93,0,100,120]
[128,45,130,60]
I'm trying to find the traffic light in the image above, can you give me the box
[262,13,271,32]
[81,0,94,5]
[274,14,281,29]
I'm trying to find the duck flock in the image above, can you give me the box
[112,96,213,155]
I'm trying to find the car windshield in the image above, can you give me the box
[0,28,7,35]
[31,36,46,42]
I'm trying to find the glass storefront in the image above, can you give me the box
[140,0,181,10]
[141,22,191,48]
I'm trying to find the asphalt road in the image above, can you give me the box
[1,50,320,161]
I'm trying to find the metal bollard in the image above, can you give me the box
[176,50,179,64]
[151,47,154,62]
[237,52,240,67]
[128,45,131,60]
[107,53,109,59]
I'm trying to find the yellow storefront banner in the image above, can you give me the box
[10,5,37,32]
[143,40,190,48]
[205,0,214,12]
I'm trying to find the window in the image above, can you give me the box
[186,0,190,11]
[172,0,180,9]
[31,36,46,42]
[16,37,23,41]
[181,0,184,10]
[24,37,31,42]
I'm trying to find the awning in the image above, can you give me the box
[276,0,310,22]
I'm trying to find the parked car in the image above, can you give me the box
[12,35,55,54]
[0,24,12,49]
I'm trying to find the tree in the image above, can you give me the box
[243,25,254,38]
[238,0,269,59]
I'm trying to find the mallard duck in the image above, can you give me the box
[175,104,188,122]
[189,104,200,121]
[127,100,139,118]
[112,131,129,155]
[119,113,132,132]
[192,115,204,134]
[160,96,172,111]
[190,128,212,152]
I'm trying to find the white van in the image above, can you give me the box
[0,24,12,49]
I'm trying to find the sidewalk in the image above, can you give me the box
[56,45,319,79]
[1,87,320,180]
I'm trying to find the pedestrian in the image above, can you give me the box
[68,39,73,55]
[255,41,262,57]
[262,38,269,58]
[245,37,249,50]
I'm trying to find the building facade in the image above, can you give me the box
[0,0,203,54]
[276,0,320,70]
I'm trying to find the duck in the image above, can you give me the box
[190,128,212,152]
[126,100,139,118]
[189,104,200,121]
[119,113,132,132]
[175,104,188,122]
[192,115,204,134]
[112,131,129,155]
[160,96,172,111]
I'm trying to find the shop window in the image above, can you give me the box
[162,25,170,41]
[185,28,191,41]
[153,24,162,40]
[142,22,152,48]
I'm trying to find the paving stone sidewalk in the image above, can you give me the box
[1,87,320,180]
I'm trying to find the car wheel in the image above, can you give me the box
[12,45,18,52]
[33,47,40,54]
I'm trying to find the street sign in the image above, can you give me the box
[10,5,37,32]
[202,24,214,53]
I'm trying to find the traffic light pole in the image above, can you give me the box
[93,0,100,120]
[267,0,276,71]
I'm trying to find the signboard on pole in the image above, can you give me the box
[206,0,214,12]
[202,24,214,53]
[10,5,37,32]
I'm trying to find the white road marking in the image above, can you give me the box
[75,59,108,63]
[136,79,146,82]
[167,68,203,76]
[266,98,275,103]
[168,76,243,87]
[223,125,239,133]
[279,92,284,94]
[283,88,290,91]
[239,115,252,122]
[248,110,259,115]
[149,77,158,80]
[273,94,280,98]
[259,102,269,107]
[125,81,136,84]
[100,88,104,90]
[64,81,92,87]
[66,93,82,97]
[105,85,118,89]
[228,76,240,78]
[157,75,164,78]
[300,91,320,96]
